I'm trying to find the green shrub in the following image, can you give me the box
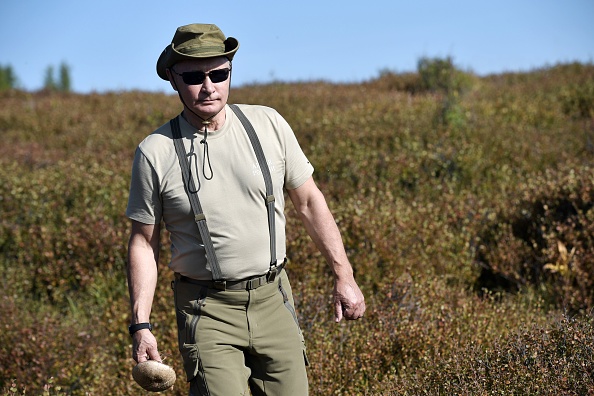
[391,313,594,395]
[560,81,594,120]
[368,70,422,93]
[0,65,18,91]
[474,165,594,312]
[417,56,474,95]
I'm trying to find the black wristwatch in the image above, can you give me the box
[128,322,152,336]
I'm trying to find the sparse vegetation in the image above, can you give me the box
[1,61,593,395]
[0,65,19,91]
[43,62,72,92]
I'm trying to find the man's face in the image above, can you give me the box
[167,56,231,121]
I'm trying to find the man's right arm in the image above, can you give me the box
[127,220,162,363]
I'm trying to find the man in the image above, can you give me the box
[126,23,365,395]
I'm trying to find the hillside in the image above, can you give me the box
[1,62,593,395]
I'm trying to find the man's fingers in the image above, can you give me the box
[148,350,162,363]
[353,301,366,318]
[335,301,344,322]
[342,302,366,320]
[133,332,160,363]
[333,280,366,322]
[335,301,366,322]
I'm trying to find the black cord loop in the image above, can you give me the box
[200,122,214,180]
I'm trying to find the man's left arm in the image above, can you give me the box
[287,176,366,322]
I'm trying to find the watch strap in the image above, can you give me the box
[128,322,152,336]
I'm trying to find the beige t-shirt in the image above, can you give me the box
[126,104,314,280]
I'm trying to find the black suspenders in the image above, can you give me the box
[170,104,278,285]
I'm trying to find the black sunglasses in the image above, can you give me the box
[171,67,231,85]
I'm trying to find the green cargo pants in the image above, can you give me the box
[173,269,309,396]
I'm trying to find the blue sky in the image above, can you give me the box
[1,0,593,93]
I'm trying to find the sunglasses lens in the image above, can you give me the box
[182,71,206,85]
[178,68,230,85]
[209,69,230,83]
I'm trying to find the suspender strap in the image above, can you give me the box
[229,104,277,270]
[170,116,223,281]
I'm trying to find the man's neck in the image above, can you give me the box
[182,107,226,132]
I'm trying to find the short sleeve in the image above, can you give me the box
[277,113,314,190]
[125,147,162,225]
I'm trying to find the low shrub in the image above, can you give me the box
[391,312,594,395]
[474,165,594,312]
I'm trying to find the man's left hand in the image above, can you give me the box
[333,279,366,322]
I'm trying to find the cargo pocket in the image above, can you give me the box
[173,280,209,381]
[278,277,310,367]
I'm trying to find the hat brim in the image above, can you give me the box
[156,37,239,80]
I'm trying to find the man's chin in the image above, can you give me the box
[194,103,222,117]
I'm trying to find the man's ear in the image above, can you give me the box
[165,68,178,92]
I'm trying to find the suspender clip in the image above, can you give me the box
[266,260,279,282]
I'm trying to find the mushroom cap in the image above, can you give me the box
[132,360,176,392]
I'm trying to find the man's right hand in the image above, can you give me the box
[132,329,161,363]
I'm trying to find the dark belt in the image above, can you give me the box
[175,260,286,291]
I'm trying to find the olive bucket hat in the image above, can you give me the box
[156,23,239,80]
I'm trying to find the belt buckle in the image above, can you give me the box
[213,280,226,291]
[246,277,261,290]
